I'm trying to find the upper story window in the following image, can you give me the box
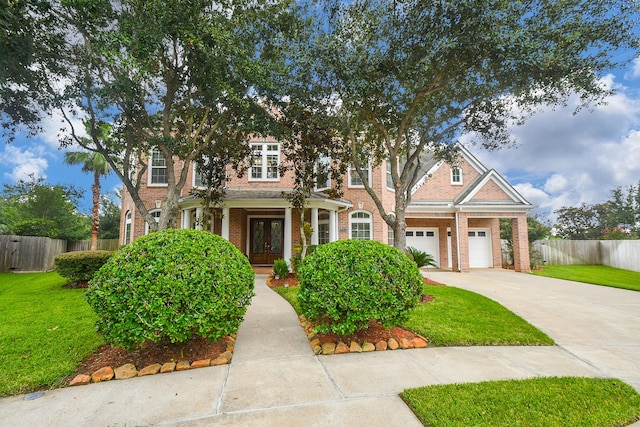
[315,155,331,191]
[451,166,462,185]
[386,160,394,189]
[349,159,371,187]
[250,142,279,181]
[349,210,372,240]
[149,147,168,185]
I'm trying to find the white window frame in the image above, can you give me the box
[148,147,168,186]
[315,155,331,191]
[144,209,161,235]
[386,159,394,190]
[348,161,371,188]
[451,166,463,185]
[349,210,372,240]
[249,142,280,181]
[124,211,132,244]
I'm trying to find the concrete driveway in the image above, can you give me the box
[429,269,640,392]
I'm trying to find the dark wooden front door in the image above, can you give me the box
[250,218,284,265]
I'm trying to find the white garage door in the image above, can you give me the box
[406,228,440,267]
[468,228,492,268]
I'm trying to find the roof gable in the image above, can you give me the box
[455,169,531,206]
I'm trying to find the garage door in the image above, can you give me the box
[406,228,440,267]
[468,228,492,268]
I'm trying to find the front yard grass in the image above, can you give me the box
[274,284,553,346]
[0,272,102,397]
[532,265,640,292]
[401,377,640,427]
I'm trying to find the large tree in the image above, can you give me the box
[294,0,639,251]
[0,176,90,240]
[6,0,297,232]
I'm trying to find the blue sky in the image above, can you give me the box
[1,58,639,223]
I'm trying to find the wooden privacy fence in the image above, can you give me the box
[0,235,120,273]
[532,240,640,273]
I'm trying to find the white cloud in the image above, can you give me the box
[625,57,640,80]
[39,110,88,149]
[473,76,640,223]
[0,145,49,182]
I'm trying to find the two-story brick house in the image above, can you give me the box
[120,140,533,272]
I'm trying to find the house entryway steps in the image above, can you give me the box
[1,272,639,426]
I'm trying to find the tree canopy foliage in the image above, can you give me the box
[284,0,639,250]
[0,176,90,240]
[554,183,640,239]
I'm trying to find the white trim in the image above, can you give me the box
[348,161,371,188]
[456,170,531,206]
[148,147,169,187]
[315,155,331,191]
[450,166,463,185]
[249,142,280,182]
[349,210,373,240]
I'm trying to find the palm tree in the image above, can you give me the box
[64,123,112,251]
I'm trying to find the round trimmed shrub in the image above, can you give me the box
[297,239,423,335]
[87,228,254,349]
[55,250,114,285]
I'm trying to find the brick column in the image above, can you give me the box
[512,214,531,273]
[490,218,502,268]
[456,211,470,272]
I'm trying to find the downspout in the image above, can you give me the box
[455,208,462,272]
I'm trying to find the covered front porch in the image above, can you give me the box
[178,189,352,265]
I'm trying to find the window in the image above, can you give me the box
[349,159,371,187]
[386,160,394,189]
[250,142,279,180]
[124,211,132,244]
[149,147,168,185]
[144,210,161,235]
[315,155,331,190]
[451,166,462,185]
[350,211,372,240]
[318,212,330,245]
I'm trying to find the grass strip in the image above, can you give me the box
[532,265,640,292]
[0,272,102,397]
[401,377,640,427]
[273,284,553,346]
[401,285,553,346]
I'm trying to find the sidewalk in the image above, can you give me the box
[0,272,632,426]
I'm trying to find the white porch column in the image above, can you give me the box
[195,207,203,230]
[310,207,319,245]
[284,207,292,262]
[182,208,192,229]
[221,207,230,240]
[329,210,337,242]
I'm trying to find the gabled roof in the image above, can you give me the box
[454,169,531,207]
[411,142,487,195]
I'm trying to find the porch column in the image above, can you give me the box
[329,210,337,242]
[195,207,203,230]
[310,208,319,245]
[221,207,230,240]
[182,208,192,229]
[284,207,293,262]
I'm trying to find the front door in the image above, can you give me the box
[250,218,284,265]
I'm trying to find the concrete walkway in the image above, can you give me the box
[0,271,638,426]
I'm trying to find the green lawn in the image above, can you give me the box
[0,272,102,397]
[532,265,640,292]
[401,377,640,427]
[401,285,553,346]
[273,284,553,346]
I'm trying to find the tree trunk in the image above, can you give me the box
[90,172,100,251]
